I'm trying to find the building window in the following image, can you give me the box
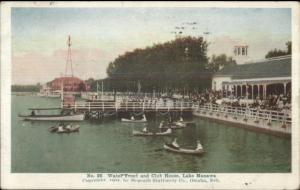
[242,47,245,55]
[234,46,248,56]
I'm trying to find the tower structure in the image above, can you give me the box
[65,35,74,77]
[233,44,250,64]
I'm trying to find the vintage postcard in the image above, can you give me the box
[1,1,300,189]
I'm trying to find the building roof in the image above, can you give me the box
[214,55,291,79]
[51,76,84,84]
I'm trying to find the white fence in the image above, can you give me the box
[194,104,291,124]
[62,99,195,112]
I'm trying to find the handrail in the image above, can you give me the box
[195,104,291,124]
[62,99,194,111]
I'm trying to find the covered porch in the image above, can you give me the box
[222,77,291,100]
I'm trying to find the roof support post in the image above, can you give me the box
[283,82,287,95]
[233,85,235,97]
[240,85,243,98]
[258,85,260,99]
[251,85,254,100]
[263,84,267,100]
[221,84,223,98]
[246,84,249,100]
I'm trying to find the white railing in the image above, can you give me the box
[194,104,291,124]
[81,92,166,100]
[62,100,195,111]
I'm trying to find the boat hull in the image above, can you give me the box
[132,131,154,136]
[173,122,187,127]
[121,118,147,123]
[20,114,85,121]
[57,126,80,133]
[160,125,186,129]
[37,93,60,98]
[159,122,187,129]
[163,144,204,155]
[133,130,171,136]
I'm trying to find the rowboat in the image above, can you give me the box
[19,113,85,121]
[121,118,147,123]
[121,114,147,123]
[37,93,60,98]
[163,139,204,155]
[37,90,61,98]
[172,121,186,127]
[48,125,59,132]
[50,124,80,134]
[158,121,186,129]
[171,117,195,127]
[132,128,172,136]
[57,125,80,133]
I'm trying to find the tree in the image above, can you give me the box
[265,41,291,58]
[207,54,237,72]
[286,41,291,54]
[105,36,212,93]
[86,78,95,83]
[11,84,41,92]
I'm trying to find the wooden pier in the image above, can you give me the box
[60,95,292,137]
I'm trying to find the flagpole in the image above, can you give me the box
[97,81,99,94]
[102,81,104,99]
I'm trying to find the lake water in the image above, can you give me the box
[11,95,291,173]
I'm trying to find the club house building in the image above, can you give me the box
[193,55,292,137]
[212,55,291,101]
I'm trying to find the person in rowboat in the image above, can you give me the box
[58,125,64,132]
[196,140,203,150]
[66,123,72,130]
[180,117,183,122]
[159,121,165,128]
[142,127,148,133]
[142,114,146,121]
[172,138,180,149]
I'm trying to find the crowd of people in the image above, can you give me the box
[112,88,292,112]
[190,90,291,111]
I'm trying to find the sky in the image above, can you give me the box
[12,8,291,85]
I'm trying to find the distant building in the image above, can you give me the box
[212,55,291,99]
[49,76,91,92]
[44,36,91,93]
